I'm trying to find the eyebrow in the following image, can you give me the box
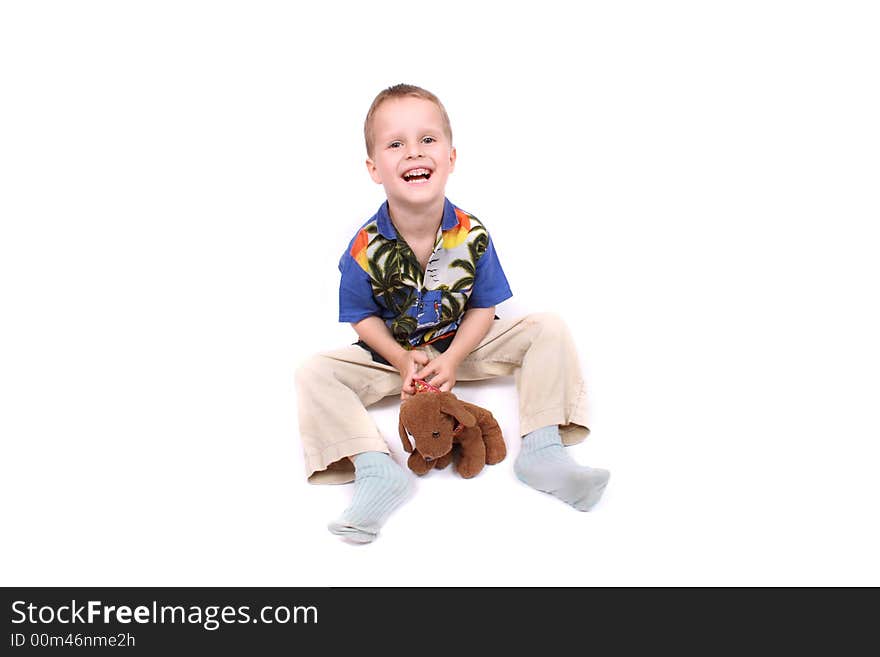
[380,128,444,141]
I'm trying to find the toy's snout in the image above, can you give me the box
[411,423,455,460]
[424,432,441,461]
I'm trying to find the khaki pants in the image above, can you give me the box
[295,313,590,484]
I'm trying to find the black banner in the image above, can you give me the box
[1,587,874,652]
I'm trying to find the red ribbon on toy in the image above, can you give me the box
[413,378,441,394]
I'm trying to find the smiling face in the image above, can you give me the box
[365,96,456,212]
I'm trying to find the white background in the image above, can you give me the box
[2,1,878,586]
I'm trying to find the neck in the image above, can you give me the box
[387,196,445,241]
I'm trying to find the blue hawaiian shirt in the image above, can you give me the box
[339,198,512,352]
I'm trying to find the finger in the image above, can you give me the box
[417,371,437,384]
[414,364,434,380]
[439,380,453,392]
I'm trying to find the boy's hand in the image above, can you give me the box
[393,349,431,400]
[414,352,463,393]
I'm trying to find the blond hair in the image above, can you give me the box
[364,83,453,158]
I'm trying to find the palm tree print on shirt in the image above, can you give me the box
[349,208,490,348]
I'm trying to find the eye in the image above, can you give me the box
[389,141,403,148]
[422,136,436,144]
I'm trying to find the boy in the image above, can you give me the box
[295,84,609,543]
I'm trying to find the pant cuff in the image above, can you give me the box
[304,436,391,485]
[520,408,590,447]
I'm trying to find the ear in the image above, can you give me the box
[365,157,382,185]
[448,146,457,174]
[398,415,414,453]
[439,392,476,428]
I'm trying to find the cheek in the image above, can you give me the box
[375,162,398,183]
[436,149,454,170]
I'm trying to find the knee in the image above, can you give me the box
[294,354,334,387]
[524,312,569,339]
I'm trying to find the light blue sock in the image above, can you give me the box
[514,426,610,511]
[328,451,412,543]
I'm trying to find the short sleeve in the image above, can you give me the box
[338,249,381,323]
[467,235,513,308]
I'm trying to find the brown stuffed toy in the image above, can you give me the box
[398,380,506,478]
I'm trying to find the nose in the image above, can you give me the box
[425,456,433,462]
[432,431,440,439]
[406,142,424,159]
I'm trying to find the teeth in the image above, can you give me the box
[403,168,431,178]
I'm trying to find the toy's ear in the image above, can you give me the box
[398,415,414,453]
[439,393,476,428]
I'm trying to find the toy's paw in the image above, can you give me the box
[434,453,453,470]
[407,452,432,475]
[485,441,506,465]
[455,458,483,479]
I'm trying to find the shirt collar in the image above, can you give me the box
[376,198,458,240]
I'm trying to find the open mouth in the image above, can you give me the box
[402,167,432,184]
